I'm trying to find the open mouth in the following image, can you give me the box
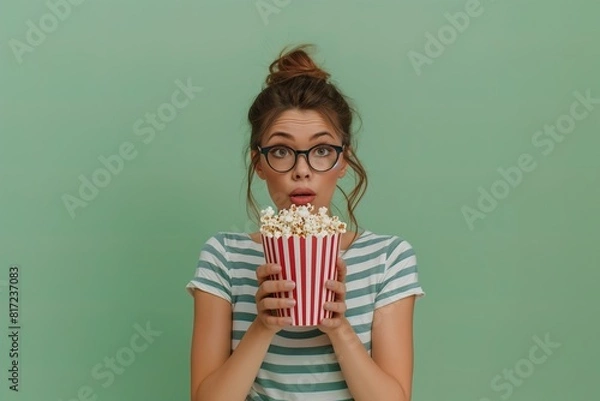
[290,191,316,205]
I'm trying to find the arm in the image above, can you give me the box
[326,296,417,401]
[190,289,275,401]
[190,263,295,401]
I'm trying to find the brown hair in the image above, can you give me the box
[244,43,368,241]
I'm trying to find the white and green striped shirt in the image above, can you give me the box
[186,230,425,401]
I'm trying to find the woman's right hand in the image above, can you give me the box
[255,263,296,333]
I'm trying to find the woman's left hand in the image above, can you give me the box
[318,256,349,335]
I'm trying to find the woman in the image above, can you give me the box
[186,43,425,401]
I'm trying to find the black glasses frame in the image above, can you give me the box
[257,144,344,173]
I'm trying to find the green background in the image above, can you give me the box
[1,0,598,400]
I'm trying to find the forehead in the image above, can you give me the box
[264,109,336,143]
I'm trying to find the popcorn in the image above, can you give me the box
[260,203,347,238]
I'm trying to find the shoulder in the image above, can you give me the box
[355,231,417,271]
[199,232,261,260]
[199,231,250,248]
[357,230,413,255]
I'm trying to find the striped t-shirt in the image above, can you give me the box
[186,230,425,401]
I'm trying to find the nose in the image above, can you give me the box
[292,153,311,179]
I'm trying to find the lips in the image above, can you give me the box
[290,188,316,205]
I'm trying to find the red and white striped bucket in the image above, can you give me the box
[261,234,341,326]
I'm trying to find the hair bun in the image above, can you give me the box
[266,44,330,86]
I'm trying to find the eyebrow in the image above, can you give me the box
[266,131,335,142]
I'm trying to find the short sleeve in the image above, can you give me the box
[374,237,425,309]
[185,234,232,303]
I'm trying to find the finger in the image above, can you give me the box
[336,257,347,283]
[326,279,346,303]
[262,315,293,327]
[324,301,347,314]
[319,318,343,330]
[258,297,296,312]
[263,279,295,296]
[326,280,346,296]
[256,263,281,282]
[255,280,295,302]
[256,266,283,291]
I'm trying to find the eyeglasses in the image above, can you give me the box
[257,144,344,173]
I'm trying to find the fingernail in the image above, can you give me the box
[285,281,295,289]
[286,299,296,306]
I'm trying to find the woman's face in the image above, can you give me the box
[253,109,347,213]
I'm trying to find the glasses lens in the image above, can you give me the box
[309,145,339,171]
[266,145,340,172]
[267,146,295,172]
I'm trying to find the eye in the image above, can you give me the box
[313,145,333,157]
[269,146,292,158]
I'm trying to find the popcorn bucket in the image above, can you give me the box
[261,234,341,326]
